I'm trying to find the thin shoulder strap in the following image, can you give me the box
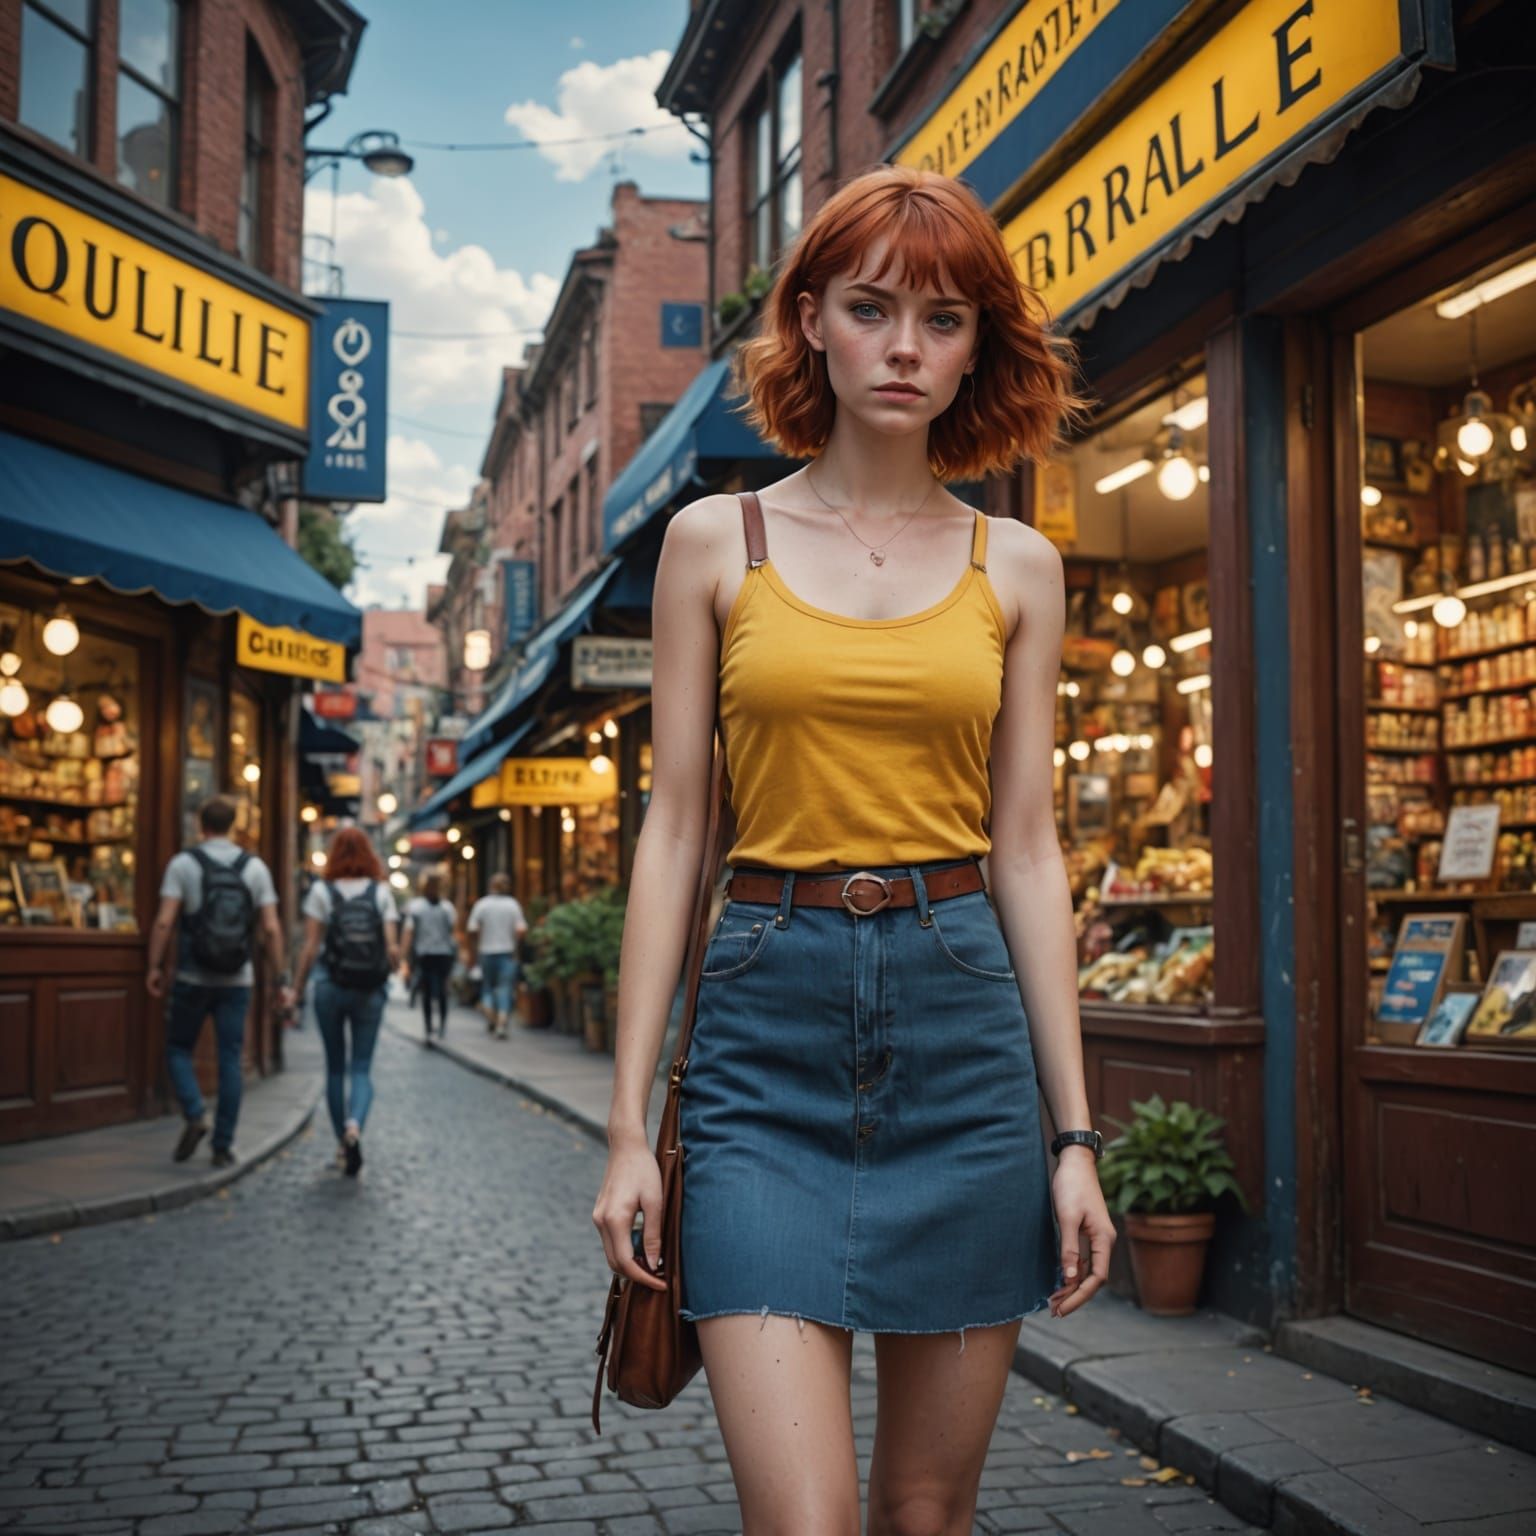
[739,491,768,568]
[970,509,988,572]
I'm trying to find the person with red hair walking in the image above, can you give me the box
[292,828,399,1177]
[593,165,1114,1529]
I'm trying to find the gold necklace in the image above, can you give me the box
[803,466,940,566]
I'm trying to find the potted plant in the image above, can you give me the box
[1097,1095,1248,1316]
[517,920,553,1029]
[590,886,628,1051]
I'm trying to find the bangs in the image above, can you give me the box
[735,164,1088,479]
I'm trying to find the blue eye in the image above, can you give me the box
[931,313,960,331]
[851,301,882,320]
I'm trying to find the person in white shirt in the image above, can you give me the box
[291,828,399,1177]
[467,873,527,1038]
[400,874,457,1039]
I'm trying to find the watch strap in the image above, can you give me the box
[1051,1129,1103,1159]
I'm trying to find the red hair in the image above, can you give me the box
[735,164,1088,479]
[325,827,385,882]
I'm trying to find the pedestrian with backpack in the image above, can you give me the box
[290,828,399,1177]
[147,796,290,1167]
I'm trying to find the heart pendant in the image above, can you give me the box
[870,550,886,566]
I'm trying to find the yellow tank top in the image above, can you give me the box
[719,501,1007,871]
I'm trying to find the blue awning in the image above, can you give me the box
[407,719,534,829]
[0,429,362,646]
[601,356,774,553]
[300,707,359,756]
[460,561,622,759]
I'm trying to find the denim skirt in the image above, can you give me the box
[678,856,1058,1336]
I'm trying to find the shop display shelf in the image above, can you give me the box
[1363,535,1421,553]
[0,792,132,810]
[1447,775,1536,789]
[1443,733,1536,752]
[1441,678,1536,702]
[1368,700,1440,714]
[0,834,132,848]
[1366,740,1440,753]
[1439,636,1536,665]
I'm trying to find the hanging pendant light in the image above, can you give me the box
[0,677,28,717]
[42,604,80,657]
[1434,310,1520,481]
[45,691,84,734]
[1111,646,1136,677]
[1142,642,1168,669]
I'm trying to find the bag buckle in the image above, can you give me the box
[669,1057,688,1086]
[840,871,893,917]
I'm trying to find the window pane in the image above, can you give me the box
[752,199,772,273]
[0,605,142,934]
[755,103,771,201]
[226,691,262,848]
[777,54,802,159]
[779,160,803,247]
[119,0,179,95]
[35,0,92,33]
[896,0,919,53]
[19,6,91,158]
[117,72,177,205]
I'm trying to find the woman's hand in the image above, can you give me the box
[1048,1146,1116,1318]
[593,1135,669,1292]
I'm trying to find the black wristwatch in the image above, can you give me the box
[1051,1129,1104,1160]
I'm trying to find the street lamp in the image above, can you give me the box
[304,130,414,184]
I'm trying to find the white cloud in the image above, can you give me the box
[304,177,558,416]
[503,50,692,182]
[343,434,475,610]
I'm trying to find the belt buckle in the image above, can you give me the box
[840,871,893,917]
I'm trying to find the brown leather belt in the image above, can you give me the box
[725,861,985,916]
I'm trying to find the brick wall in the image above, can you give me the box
[0,0,310,290]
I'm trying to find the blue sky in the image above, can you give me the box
[306,0,707,608]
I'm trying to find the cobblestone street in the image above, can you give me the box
[0,1022,1261,1536]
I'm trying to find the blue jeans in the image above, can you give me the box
[480,952,519,1019]
[165,982,251,1154]
[313,979,385,1141]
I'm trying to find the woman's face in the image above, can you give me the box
[798,239,980,442]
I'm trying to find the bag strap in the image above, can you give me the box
[740,489,768,568]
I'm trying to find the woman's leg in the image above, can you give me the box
[418,959,434,1035]
[347,990,385,1131]
[312,981,349,1143]
[695,1315,861,1535]
[865,1321,1024,1536]
[428,956,451,1033]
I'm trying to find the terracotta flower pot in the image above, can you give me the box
[1124,1210,1215,1316]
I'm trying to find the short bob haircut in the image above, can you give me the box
[324,827,385,883]
[735,165,1087,480]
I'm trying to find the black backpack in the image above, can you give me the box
[184,848,256,974]
[323,882,391,990]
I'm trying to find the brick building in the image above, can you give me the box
[0,0,366,1141]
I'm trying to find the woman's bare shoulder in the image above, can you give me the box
[664,492,749,553]
[982,514,1064,638]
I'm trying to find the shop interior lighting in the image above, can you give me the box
[1364,634,1382,654]
[498,807,512,821]
[0,623,20,676]
[1093,458,1152,495]
[388,854,402,869]
[1156,437,1200,501]
[44,691,84,734]
[561,814,577,833]
[1404,619,1420,638]
[0,677,28,717]
[389,871,409,890]
[42,605,79,657]
[1110,646,1136,677]
[1053,747,1066,768]
[1169,626,1212,653]
[1056,679,1081,697]
[1361,484,1383,507]
[589,753,612,775]
[1068,739,1091,762]
[1194,742,1214,769]
[1111,589,1134,616]
[1394,566,1536,617]
[1142,642,1168,669]
[1175,674,1212,695]
[1434,255,1536,320]
[1162,395,1209,432]
[602,718,619,739]
[463,629,492,671]
[311,850,327,868]
[461,844,475,861]
[301,804,319,823]
[1433,592,1468,629]
[377,791,399,815]
[588,729,603,745]
[395,836,411,853]
[446,827,461,844]
[242,762,261,783]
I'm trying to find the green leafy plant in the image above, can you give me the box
[1097,1096,1249,1216]
[521,887,627,987]
[715,289,748,327]
[742,263,772,301]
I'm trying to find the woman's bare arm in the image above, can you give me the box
[985,516,1114,1317]
[595,493,737,1288]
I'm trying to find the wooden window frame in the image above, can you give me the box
[742,31,802,282]
[114,0,184,210]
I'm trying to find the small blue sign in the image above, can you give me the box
[661,302,703,349]
[302,298,389,503]
[504,559,538,644]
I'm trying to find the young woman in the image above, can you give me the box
[400,873,457,1039]
[592,165,1116,1531]
[292,828,399,1177]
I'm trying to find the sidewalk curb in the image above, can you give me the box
[0,1082,322,1243]
[386,1020,609,1144]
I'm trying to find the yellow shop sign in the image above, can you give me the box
[895,0,1120,181]
[1001,0,1405,318]
[236,615,346,683]
[472,757,617,809]
[0,172,309,431]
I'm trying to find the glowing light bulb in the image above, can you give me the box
[589,753,612,775]
[461,845,475,860]
[1111,648,1136,677]
[1432,593,1467,629]
[603,718,619,738]
[1364,634,1382,654]
[42,610,79,656]
[0,651,19,676]
[301,805,319,823]
[311,850,326,868]
[561,815,576,833]
[1111,590,1134,616]
[1361,485,1383,507]
[1403,620,1419,639]
[1194,743,1214,769]
[1142,643,1167,669]
[445,828,461,845]
[1053,748,1066,768]
[377,791,398,816]
[388,854,402,869]
[1513,425,1528,453]
[1068,739,1090,762]
[588,729,603,745]
[0,678,28,717]
[1156,453,1199,501]
[463,629,491,671]
[1457,417,1494,458]
[390,871,409,890]
[498,808,512,821]
[242,762,261,784]
[395,837,410,853]
[45,694,83,733]
[1457,458,1478,477]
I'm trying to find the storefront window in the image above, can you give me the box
[1357,250,1536,1046]
[0,603,140,931]
[226,688,263,847]
[1041,370,1215,1012]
